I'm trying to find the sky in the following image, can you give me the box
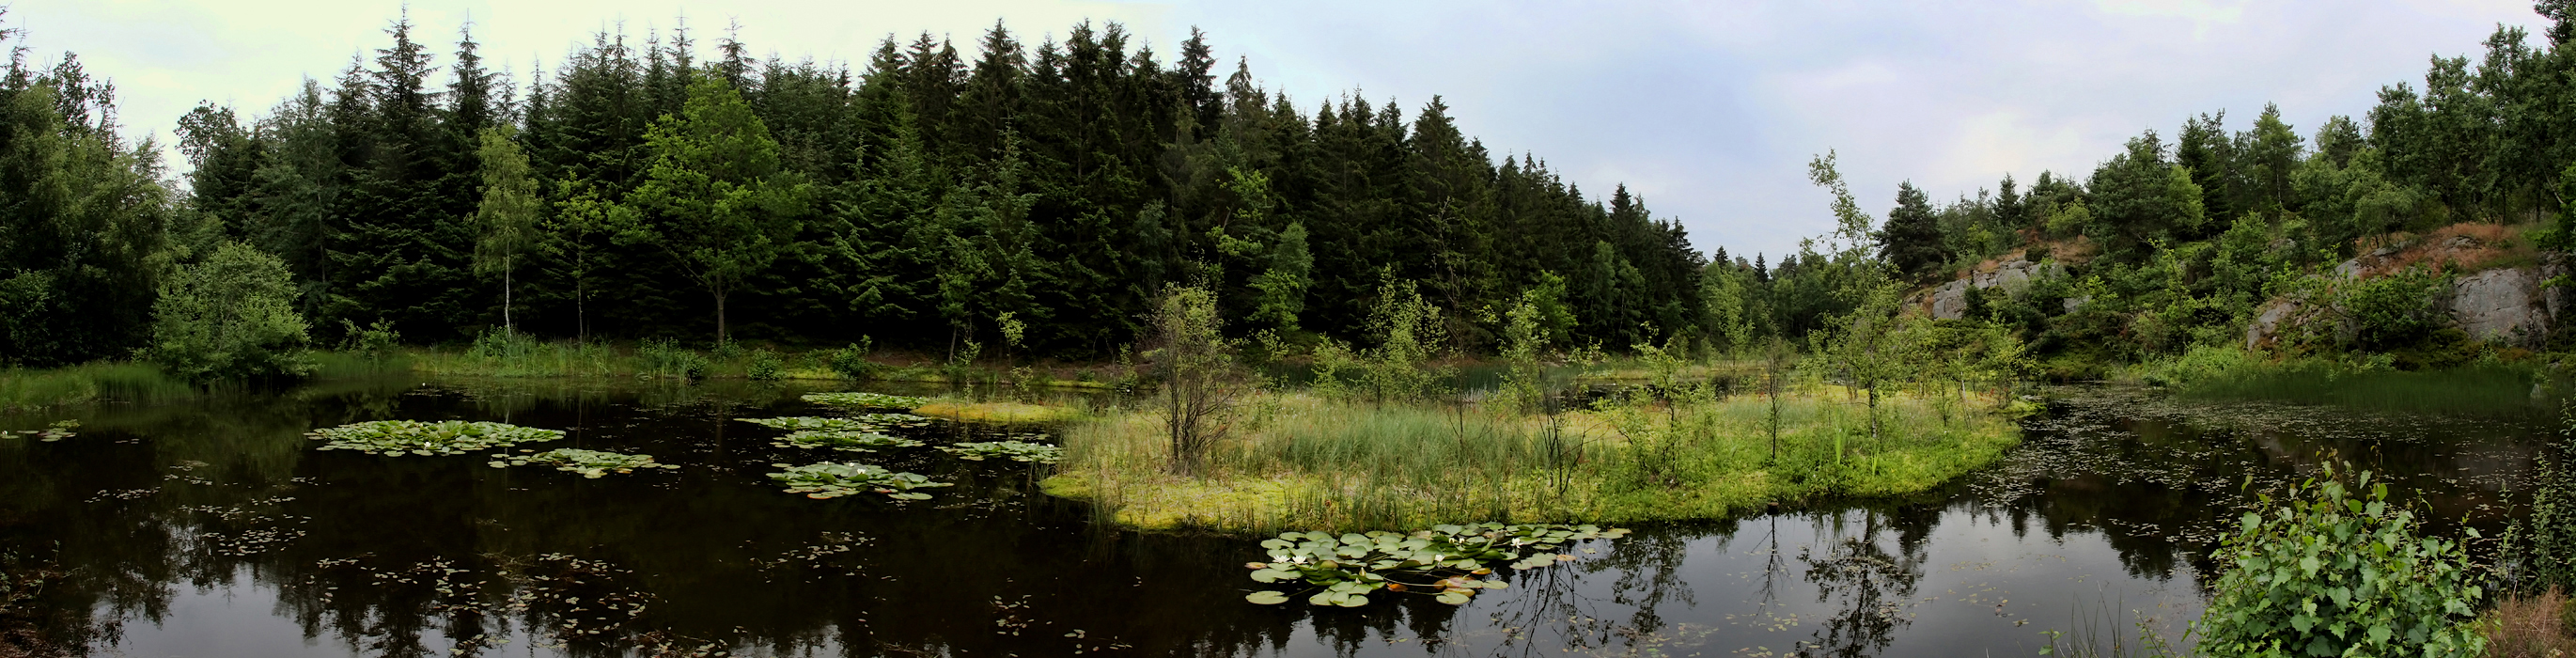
[15,0,2554,260]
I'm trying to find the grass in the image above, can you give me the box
[1044,384,2022,534]
[0,362,195,411]
[2480,588,2576,658]
[2144,346,2550,416]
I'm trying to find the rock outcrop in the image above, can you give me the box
[1916,258,2055,320]
[2449,267,2547,346]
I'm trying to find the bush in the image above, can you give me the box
[2339,267,2449,352]
[2198,466,2487,657]
[746,348,784,381]
[147,242,312,384]
[637,338,707,380]
[826,338,876,380]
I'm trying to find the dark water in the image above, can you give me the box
[0,378,2545,657]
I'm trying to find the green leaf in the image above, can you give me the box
[1244,591,1288,605]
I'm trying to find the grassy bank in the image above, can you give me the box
[2136,345,2553,416]
[1043,386,2022,534]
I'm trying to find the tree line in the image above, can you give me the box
[0,13,1713,368]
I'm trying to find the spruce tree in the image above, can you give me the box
[1879,181,1947,280]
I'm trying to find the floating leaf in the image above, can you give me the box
[309,420,563,455]
[1244,590,1289,604]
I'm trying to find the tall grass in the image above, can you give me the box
[1050,384,2022,533]
[0,362,195,411]
[2151,346,2548,416]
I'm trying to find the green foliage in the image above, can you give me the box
[1147,286,1248,475]
[636,338,709,380]
[2337,267,2450,352]
[766,462,950,500]
[939,440,1063,463]
[0,61,173,368]
[744,348,784,381]
[1241,524,1629,607]
[148,242,313,384]
[473,126,541,331]
[617,77,811,345]
[488,448,679,478]
[1880,181,1948,279]
[308,420,565,456]
[2198,467,2487,657]
[2512,405,2576,592]
[1316,278,1452,403]
[800,391,925,411]
[822,339,878,381]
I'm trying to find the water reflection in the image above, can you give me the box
[0,382,2545,657]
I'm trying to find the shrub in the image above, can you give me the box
[637,338,707,380]
[147,242,312,384]
[825,337,876,380]
[2338,267,2448,352]
[746,348,784,381]
[2197,466,2487,657]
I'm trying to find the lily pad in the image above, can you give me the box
[1240,523,1628,608]
[742,415,934,432]
[1244,590,1289,604]
[767,462,952,501]
[800,392,929,411]
[309,420,563,456]
[487,448,679,478]
[938,440,1064,463]
[773,431,923,453]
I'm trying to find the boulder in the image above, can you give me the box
[2449,267,2547,346]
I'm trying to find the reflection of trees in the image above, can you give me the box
[1794,507,1929,658]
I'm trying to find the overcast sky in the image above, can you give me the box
[17,0,2553,260]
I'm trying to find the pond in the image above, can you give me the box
[0,377,2546,657]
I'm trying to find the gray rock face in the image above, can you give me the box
[2244,299,2303,350]
[2450,267,2547,346]
[1928,280,1971,320]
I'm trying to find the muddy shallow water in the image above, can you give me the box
[0,378,2545,657]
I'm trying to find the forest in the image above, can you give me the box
[0,13,1706,372]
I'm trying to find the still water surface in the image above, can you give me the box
[0,378,2543,657]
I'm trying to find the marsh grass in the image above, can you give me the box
[1049,385,2020,533]
[2480,588,2576,658]
[0,362,195,411]
[2175,359,2545,416]
[410,334,841,380]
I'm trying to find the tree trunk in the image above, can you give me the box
[713,289,728,347]
[502,258,513,335]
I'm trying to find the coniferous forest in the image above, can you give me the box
[0,14,1707,368]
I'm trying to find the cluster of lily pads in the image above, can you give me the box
[938,440,1064,463]
[767,462,953,500]
[5,419,79,442]
[742,414,935,432]
[773,431,923,453]
[489,448,679,478]
[309,420,564,456]
[1242,523,1631,607]
[800,392,929,411]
